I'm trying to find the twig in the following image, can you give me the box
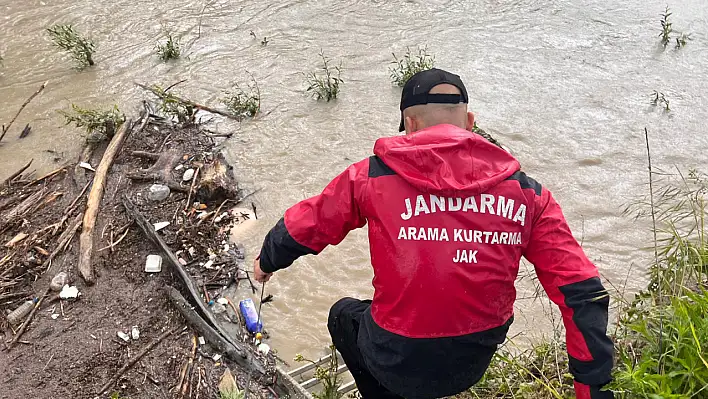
[184,167,200,212]
[63,180,91,214]
[43,353,56,371]
[98,326,185,394]
[1,159,33,187]
[1,81,47,142]
[23,165,68,188]
[8,288,51,349]
[234,188,263,207]
[78,119,134,284]
[43,211,83,272]
[211,199,230,225]
[97,226,130,252]
[164,79,188,93]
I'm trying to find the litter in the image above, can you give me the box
[59,285,80,299]
[117,331,130,342]
[78,162,95,172]
[153,221,170,231]
[145,255,162,273]
[131,326,140,340]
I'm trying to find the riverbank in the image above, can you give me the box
[0,102,284,398]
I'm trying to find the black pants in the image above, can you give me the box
[327,298,403,399]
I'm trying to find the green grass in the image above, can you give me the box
[305,50,343,102]
[659,6,673,48]
[295,345,344,399]
[47,24,95,69]
[389,46,435,87]
[156,32,181,61]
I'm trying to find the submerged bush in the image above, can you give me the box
[221,75,260,120]
[47,24,96,69]
[389,46,435,87]
[156,32,181,61]
[305,50,343,102]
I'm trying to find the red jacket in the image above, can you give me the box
[260,124,613,399]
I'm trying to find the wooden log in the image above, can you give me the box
[77,119,134,284]
[165,286,268,379]
[197,153,239,202]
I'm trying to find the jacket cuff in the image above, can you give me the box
[574,381,614,399]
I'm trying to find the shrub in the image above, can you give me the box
[47,24,96,69]
[305,50,343,102]
[221,75,260,120]
[389,47,435,87]
[156,32,181,61]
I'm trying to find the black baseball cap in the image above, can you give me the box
[398,68,469,132]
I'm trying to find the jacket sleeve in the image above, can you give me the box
[523,188,614,399]
[258,161,367,273]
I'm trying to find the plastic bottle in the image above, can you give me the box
[7,299,37,326]
[239,298,263,333]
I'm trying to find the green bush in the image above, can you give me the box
[389,47,435,87]
[305,51,343,102]
[58,104,125,142]
[156,32,181,61]
[47,24,96,69]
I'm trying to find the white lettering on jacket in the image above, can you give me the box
[400,194,527,226]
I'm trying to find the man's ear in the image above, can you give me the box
[404,116,417,134]
[465,111,476,132]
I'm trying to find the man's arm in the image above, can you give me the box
[256,161,368,277]
[523,188,614,399]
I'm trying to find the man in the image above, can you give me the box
[254,68,614,399]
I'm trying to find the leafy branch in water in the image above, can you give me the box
[58,104,125,143]
[221,74,260,120]
[305,50,344,102]
[156,32,181,61]
[389,46,435,87]
[46,24,96,68]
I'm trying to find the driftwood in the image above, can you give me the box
[198,153,239,202]
[1,81,47,142]
[165,287,268,379]
[43,212,83,271]
[1,159,33,187]
[24,165,68,187]
[126,149,188,193]
[135,82,241,120]
[0,188,46,232]
[98,325,185,394]
[78,119,134,284]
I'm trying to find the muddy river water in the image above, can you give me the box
[2,0,708,363]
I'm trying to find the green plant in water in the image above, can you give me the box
[659,6,673,48]
[46,24,96,69]
[389,46,435,87]
[221,75,261,120]
[148,84,195,123]
[650,91,670,112]
[58,104,125,143]
[675,32,691,49]
[109,392,129,399]
[305,50,344,102]
[156,32,181,61]
[294,345,344,399]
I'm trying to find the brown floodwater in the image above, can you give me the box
[2,0,708,363]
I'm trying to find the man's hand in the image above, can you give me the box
[253,256,273,283]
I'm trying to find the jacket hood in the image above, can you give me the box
[373,124,520,196]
